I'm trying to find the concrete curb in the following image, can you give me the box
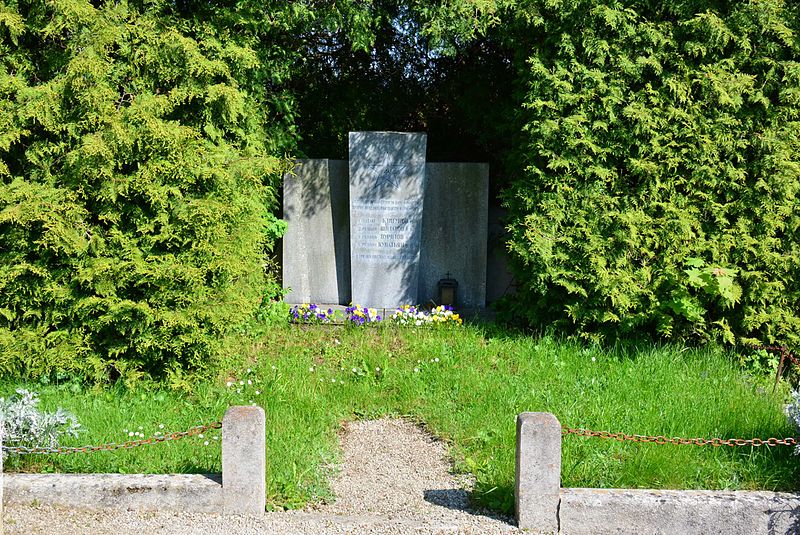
[560,488,800,535]
[1,405,266,515]
[3,473,222,512]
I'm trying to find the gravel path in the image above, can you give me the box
[4,419,521,534]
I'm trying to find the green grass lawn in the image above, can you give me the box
[3,323,798,513]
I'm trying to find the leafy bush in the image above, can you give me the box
[503,0,800,347]
[0,0,287,381]
[0,389,81,456]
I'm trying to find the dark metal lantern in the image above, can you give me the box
[437,272,458,307]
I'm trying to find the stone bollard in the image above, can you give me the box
[515,412,561,533]
[222,405,266,515]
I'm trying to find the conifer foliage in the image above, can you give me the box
[504,0,800,347]
[0,0,286,380]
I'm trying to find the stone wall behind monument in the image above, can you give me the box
[418,163,488,308]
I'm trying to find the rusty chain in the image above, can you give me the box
[561,346,800,448]
[562,427,798,447]
[1,421,222,455]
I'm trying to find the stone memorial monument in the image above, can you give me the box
[282,131,494,310]
[348,132,427,308]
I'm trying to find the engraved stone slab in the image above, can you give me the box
[419,163,489,308]
[283,160,350,304]
[349,132,427,308]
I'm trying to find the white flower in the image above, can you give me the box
[255,390,261,395]
[239,380,244,385]
[247,368,252,373]
[271,365,277,370]
[158,424,164,429]
[309,367,315,372]
[199,434,204,438]
[247,380,252,385]
[434,358,439,363]
[226,381,233,387]
[591,357,596,362]
[352,367,358,373]
[375,367,380,372]
[331,378,336,383]
[128,432,135,437]
[414,367,420,373]
[204,441,210,446]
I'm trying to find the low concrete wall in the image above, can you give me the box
[560,488,800,535]
[2,406,266,515]
[516,412,800,534]
[4,473,222,512]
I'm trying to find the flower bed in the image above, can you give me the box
[288,304,462,326]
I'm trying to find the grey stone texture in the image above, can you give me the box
[349,132,427,308]
[486,206,516,305]
[559,488,800,535]
[515,412,561,533]
[418,163,488,308]
[222,405,266,515]
[2,473,222,512]
[283,159,351,305]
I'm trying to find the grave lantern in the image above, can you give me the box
[437,273,458,307]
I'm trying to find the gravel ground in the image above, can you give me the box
[3,419,521,535]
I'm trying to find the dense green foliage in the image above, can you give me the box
[503,0,800,347]
[2,0,800,381]
[0,0,288,380]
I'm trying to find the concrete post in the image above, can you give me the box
[222,405,266,515]
[516,412,561,533]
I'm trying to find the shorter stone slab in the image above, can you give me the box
[222,405,266,515]
[559,488,800,535]
[283,159,350,304]
[515,412,561,533]
[419,163,488,308]
[3,473,222,512]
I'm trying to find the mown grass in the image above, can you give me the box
[3,323,798,513]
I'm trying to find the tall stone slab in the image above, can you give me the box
[283,160,350,304]
[349,132,427,308]
[419,163,489,308]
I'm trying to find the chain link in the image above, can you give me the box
[1,421,222,455]
[563,427,799,447]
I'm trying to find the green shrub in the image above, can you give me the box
[504,0,800,347]
[0,0,288,381]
